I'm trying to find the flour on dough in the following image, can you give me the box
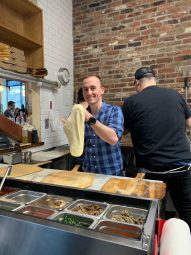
[64,104,85,157]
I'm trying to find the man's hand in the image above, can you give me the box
[84,109,93,122]
[60,117,66,124]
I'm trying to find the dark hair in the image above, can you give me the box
[77,88,85,103]
[8,101,15,107]
[135,67,155,80]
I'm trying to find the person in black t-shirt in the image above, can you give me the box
[122,67,191,229]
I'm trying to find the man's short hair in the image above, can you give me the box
[8,101,15,107]
[83,74,102,82]
[135,67,156,80]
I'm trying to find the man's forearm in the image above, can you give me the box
[84,109,119,145]
[91,120,118,145]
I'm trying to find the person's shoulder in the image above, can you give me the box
[123,93,138,104]
[104,102,121,111]
[3,109,8,115]
[160,86,181,96]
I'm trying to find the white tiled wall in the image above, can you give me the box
[33,0,73,151]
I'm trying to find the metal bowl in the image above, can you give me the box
[93,220,142,240]
[65,199,109,218]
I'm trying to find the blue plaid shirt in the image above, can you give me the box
[82,102,124,175]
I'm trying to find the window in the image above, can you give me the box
[6,80,26,108]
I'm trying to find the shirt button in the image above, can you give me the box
[94,165,97,168]
[93,155,96,158]
[93,134,96,137]
[93,144,95,147]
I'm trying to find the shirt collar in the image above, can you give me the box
[87,101,107,117]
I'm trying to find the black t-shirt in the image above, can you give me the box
[122,86,191,169]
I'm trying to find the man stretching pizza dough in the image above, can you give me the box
[62,75,124,176]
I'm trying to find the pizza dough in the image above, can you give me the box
[64,104,85,157]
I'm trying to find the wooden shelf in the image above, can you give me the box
[0,25,42,50]
[0,0,44,69]
[1,0,42,15]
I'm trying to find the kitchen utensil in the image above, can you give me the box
[0,163,44,178]
[0,165,12,191]
[24,151,32,164]
[41,170,95,189]
[101,173,166,199]
[3,152,22,164]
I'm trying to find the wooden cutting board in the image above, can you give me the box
[41,170,95,189]
[0,164,43,178]
[101,174,166,199]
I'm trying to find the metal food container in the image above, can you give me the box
[51,212,96,229]
[93,220,142,240]
[3,152,22,164]
[30,194,73,211]
[0,200,23,211]
[2,190,46,204]
[65,199,109,218]
[0,187,19,197]
[16,205,56,219]
[103,205,147,226]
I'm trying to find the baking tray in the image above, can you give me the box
[93,220,142,240]
[29,194,73,211]
[103,205,147,226]
[51,212,97,229]
[0,200,23,211]
[16,205,56,219]
[2,190,46,204]
[65,199,109,218]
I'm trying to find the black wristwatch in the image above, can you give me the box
[87,116,97,126]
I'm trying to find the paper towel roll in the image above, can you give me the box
[160,218,191,255]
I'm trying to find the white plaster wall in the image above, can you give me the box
[33,0,73,151]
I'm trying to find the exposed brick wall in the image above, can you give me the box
[73,0,191,106]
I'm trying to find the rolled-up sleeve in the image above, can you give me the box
[108,106,124,138]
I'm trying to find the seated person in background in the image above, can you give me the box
[14,107,20,122]
[4,101,15,119]
[21,104,28,122]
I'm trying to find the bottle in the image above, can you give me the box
[32,128,38,144]
[22,126,28,144]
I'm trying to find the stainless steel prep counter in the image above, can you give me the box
[0,175,158,255]
[0,166,158,255]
